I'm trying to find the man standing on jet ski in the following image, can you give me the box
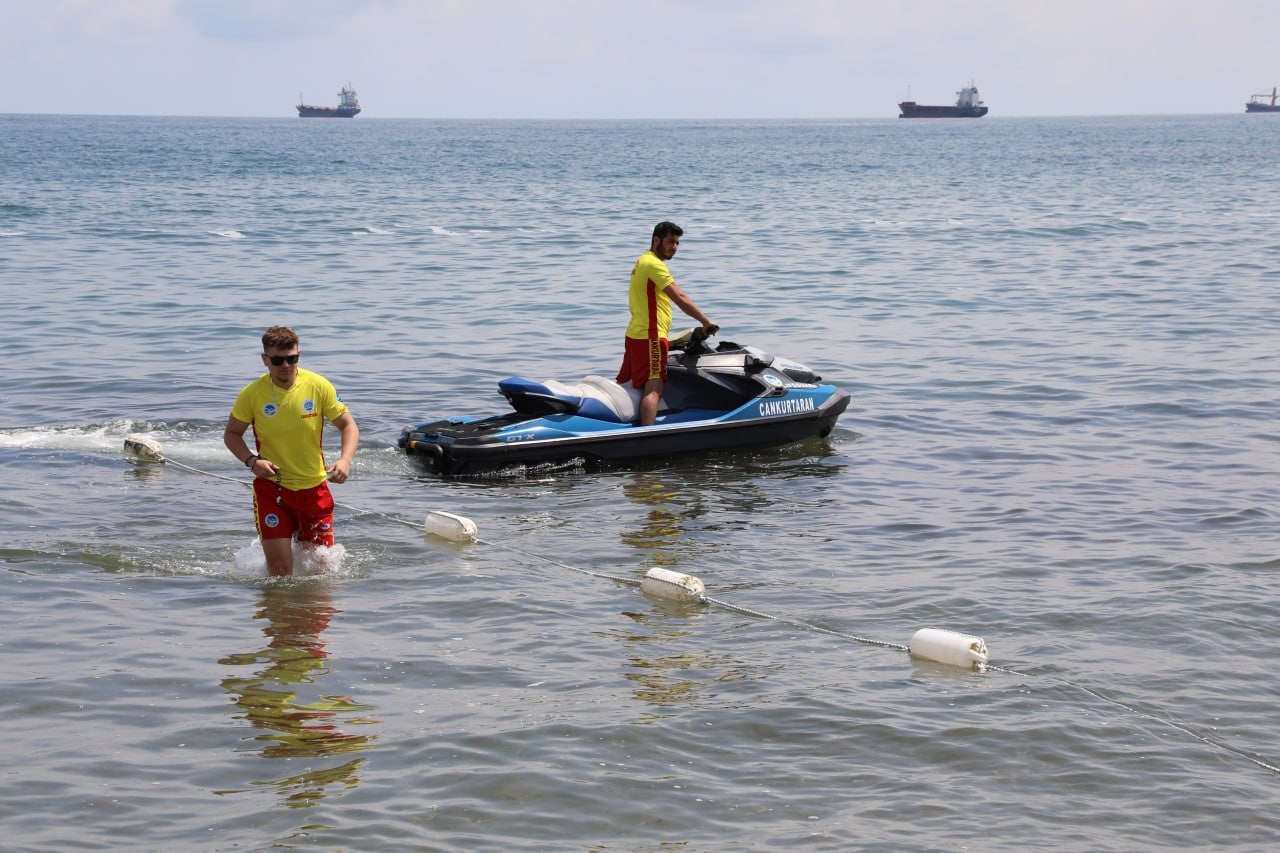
[616,221,719,426]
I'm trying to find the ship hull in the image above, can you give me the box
[898,102,988,118]
[1245,102,1280,113]
[297,106,361,118]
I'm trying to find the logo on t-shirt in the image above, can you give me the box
[263,403,277,417]
[303,398,315,413]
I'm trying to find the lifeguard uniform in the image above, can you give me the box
[230,369,349,545]
[617,250,676,388]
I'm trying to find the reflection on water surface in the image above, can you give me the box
[218,583,379,808]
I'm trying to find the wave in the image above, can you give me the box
[0,420,419,479]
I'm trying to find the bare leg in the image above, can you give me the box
[639,378,663,426]
[262,537,294,576]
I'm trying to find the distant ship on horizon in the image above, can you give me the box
[1245,86,1279,113]
[899,81,988,119]
[297,84,361,118]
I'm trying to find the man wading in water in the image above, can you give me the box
[223,326,359,576]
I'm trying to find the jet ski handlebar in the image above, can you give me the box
[670,324,720,352]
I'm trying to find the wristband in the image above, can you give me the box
[244,454,258,468]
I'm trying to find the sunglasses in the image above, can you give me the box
[264,353,300,366]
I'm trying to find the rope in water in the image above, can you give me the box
[163,454,434,534]
[159,450,903,649]
[139,446,1280,776]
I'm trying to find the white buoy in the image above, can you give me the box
[424,510,478,543]
[123,434,165,462]
[641,567,706,603]
[909,628,989,669]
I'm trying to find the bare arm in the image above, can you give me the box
[326,412,359,483]
[666,282,716,335]
[223,414,276,477]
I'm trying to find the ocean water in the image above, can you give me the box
[1,112,1278,851]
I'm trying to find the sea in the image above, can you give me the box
[1,112,1277,852]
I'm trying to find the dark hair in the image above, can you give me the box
[652,221,683,240]
[262,325,299,351]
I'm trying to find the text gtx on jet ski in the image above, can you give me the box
[398,328,850,475]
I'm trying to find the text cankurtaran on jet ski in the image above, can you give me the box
[757,397,817,417]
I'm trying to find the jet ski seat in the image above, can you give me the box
[499,375,641,423]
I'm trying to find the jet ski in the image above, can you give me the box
[398,328,850,476]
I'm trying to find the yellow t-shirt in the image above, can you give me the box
[230,368,349,490]
[624,250,677,341]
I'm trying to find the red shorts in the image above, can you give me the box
[253,478,335,546]
[616,336,668,389]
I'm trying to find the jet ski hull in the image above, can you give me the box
[398,334,851,476]
[400,387,849,476]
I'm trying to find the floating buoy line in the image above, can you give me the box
[121,434,1280,776]
[123,435,979,664]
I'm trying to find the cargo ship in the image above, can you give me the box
[297,84,361,118]
[898,81,988,118]
[1245,87,1279,113]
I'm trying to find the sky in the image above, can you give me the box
[4,0,1279,119]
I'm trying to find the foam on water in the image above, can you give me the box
[0,421,156,453]
[231,538,349,579]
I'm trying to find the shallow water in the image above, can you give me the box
[1,113,1279,851]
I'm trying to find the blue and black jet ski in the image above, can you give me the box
[398,328,851,475]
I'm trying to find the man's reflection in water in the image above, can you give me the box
[615,461,841,717]
[219,582,378,807]
[620,473,702,569]
[617,473,728,721]
[617,612,705,723]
